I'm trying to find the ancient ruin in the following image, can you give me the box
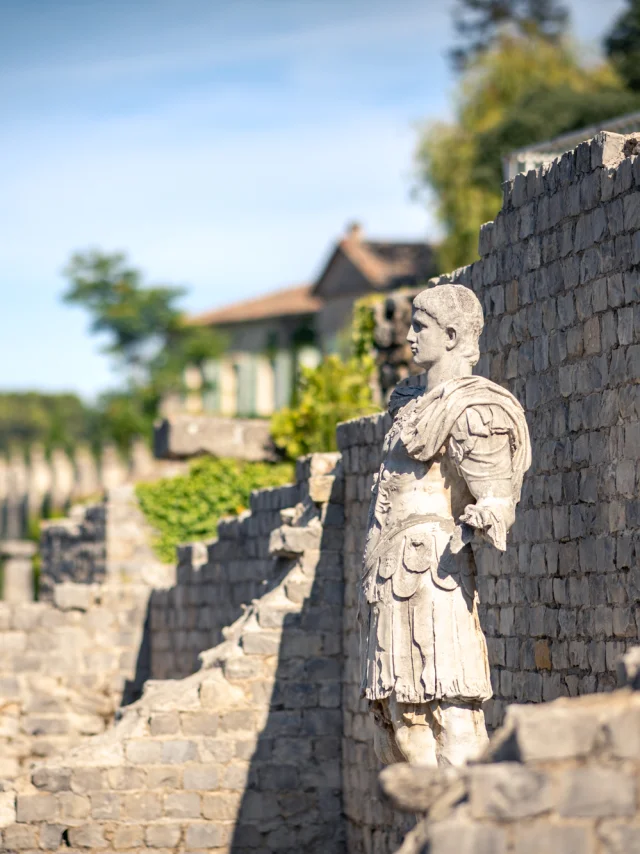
[2,130,640,852]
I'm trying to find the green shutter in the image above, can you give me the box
[201,359,221,413]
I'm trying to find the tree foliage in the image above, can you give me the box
[136,456,295,562]
[270,353,379,460]
[450,0,568,69]
[63,251,225,449]
[605,0,640,92]
[417,31,637,271]
[0,392,95,453]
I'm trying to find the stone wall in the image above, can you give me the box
[382,651,640,854]
[148,482,298,679]
[0,439,185,542]
[0,454,345,853]
[338,413,414,854]
[154,414,276,462]
[5,130,640,853]
[0,582,151,783]
[39,485,173,600]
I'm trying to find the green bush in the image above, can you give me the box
[270,353,379,460]
[136,456,295,562]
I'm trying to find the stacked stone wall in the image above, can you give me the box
[382,664,640,854]
[39,485,174,599]
[0,582,151,783]
[148,483,298,679]
[0,455,346,853]
[339,131,640,850]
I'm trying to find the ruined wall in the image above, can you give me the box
[382,653,640,854]
[0,582,151,783]
[39,485,173,599]
[0,440,185,542]
[148,483,298,679]
[0,488,174,785]
[0,455,345,854]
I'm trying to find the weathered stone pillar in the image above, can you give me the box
[1,540,36,602]
[73,444,100,500]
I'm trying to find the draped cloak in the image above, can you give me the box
[360,375,531,705]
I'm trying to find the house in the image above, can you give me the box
[502,109,640,180]
[188,283,321,418]
[188,223,436,418]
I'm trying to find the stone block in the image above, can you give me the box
[429,820,506,854]
[68,823,107,848]
[57,792,91,823]
[504,702,602,761]
[32,767,71,792]
[0,792,16,828]
[39,823,66,850]
[125,739,163,764]
[15,793,57,822]
[146,822,182,848]
[53,582,96,611]
[599,821,640,854]
[122,791,162,821]
[3,824,39,850]
[154,413,276,461]
[185,823,223,849]
[162,739,198,763]
[470,764,554,820]
[90,792,120,820]
[558,768,636,817]
[202,791,242,821]
[113,823,144,848]
[183,766,219,790]
[164,791,201,818]
[514,823,595,854]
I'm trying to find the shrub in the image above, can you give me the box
[136,456,295,562]
[270,353,379,460]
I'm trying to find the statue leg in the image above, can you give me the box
[435,702,488,767]
[370,700,407,765]
[387,698,438,766]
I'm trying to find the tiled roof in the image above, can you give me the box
[189,283,321,327]
[344,239,436,287]
[313,225,436,297]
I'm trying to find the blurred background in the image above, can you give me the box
[0,0,638,553]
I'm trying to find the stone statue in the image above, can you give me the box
[360,284,531,767]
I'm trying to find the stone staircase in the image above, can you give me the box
[0,453,345,854]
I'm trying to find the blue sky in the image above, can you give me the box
[0,0,627,398]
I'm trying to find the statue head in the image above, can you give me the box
[407,284,484,372]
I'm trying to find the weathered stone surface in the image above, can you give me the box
[154,413,276,461]
[362,284,531,767]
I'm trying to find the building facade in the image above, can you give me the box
[188,223,436,417]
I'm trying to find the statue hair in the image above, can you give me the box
[413,284,484,367]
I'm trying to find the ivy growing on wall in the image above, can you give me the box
[136,456,295,562]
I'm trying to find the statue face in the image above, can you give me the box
[406,309,453,368]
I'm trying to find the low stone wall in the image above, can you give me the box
[382,652,640,854]
[0,454,345,853]
[0,582,151,783]
[148,482,299,679]
[39,485,174,600]
[154,414,276,461]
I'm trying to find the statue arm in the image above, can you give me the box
[449,406,518,552]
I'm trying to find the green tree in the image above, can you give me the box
[63,251,225,449]
[0,392,94,453]
[605,0,640,92]
[451,0,568,68]
[417,31,634,271]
